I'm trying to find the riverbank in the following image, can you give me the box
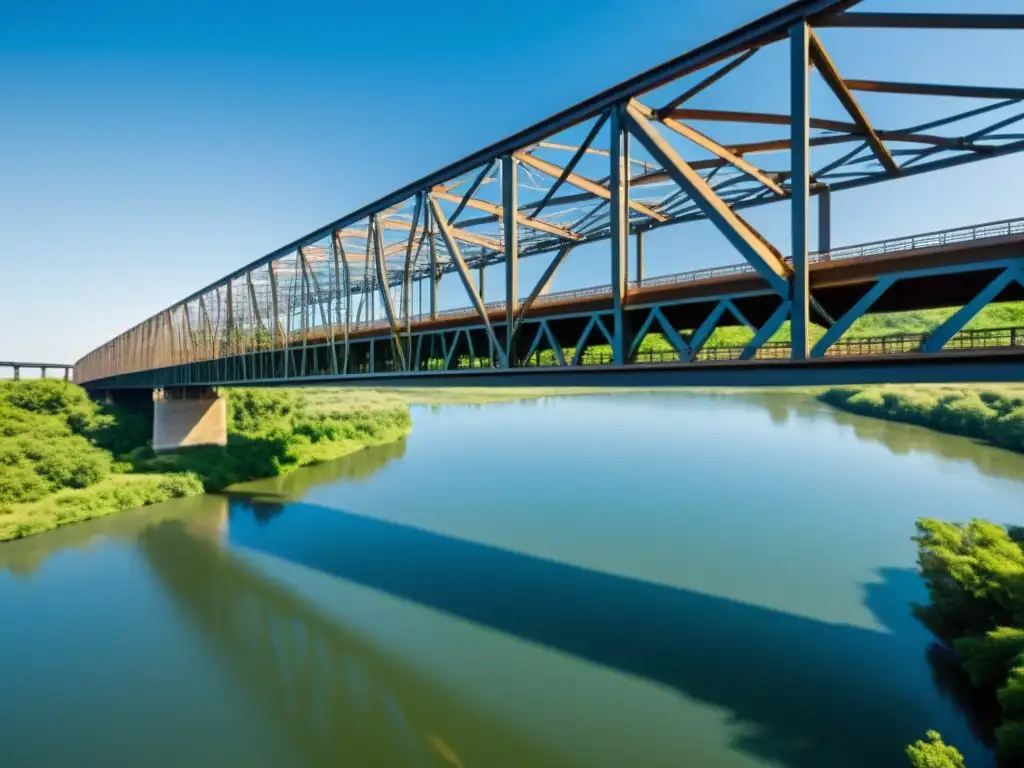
[820,385,1024,455]
[0,381,411,542]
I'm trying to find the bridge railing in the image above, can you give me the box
[361,325,1024,371]
[350,214,1024,332]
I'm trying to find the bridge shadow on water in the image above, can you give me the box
[216,492,993,768]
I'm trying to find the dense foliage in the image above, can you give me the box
[912,518,1024,764]
[821,387,1024,455]
[0,381,410,541]
[906,731,966,768]
[129,388,411,491]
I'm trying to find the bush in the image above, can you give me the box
[905,731,965,767]
[820,386,1024,456]
[0,473,204,541]
[0,461,51,503]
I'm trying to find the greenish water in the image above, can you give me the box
[4,392,1024,768]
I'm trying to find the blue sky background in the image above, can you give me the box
[2,0,1023,364]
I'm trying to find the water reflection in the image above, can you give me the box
[139,520,566,767]
[224,499,957,768]
[748,393,1024,486]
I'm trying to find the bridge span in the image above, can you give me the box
[73,0,1024,391]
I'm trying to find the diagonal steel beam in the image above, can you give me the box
[430,189,583,241]
[633,101,786,196]
[427,196,508,367]
[447,162,495,226]
[624,100,789,295]
[658,48,759,115]
[528,113,609,219]
[514,151,668,222]
[808,29,898,174]
[844,80,1024,101]
[372,216,406,370]
[514,245,574,334]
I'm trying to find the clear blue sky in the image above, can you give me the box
[2,0,1022,364]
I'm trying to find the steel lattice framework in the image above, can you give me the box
[74,0,1024,388]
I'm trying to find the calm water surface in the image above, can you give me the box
[3,392,1024,768]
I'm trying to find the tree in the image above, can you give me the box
[906,731,965,768]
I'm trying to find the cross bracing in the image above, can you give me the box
[75,0,1024,385]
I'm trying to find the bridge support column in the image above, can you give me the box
[153,387,227,453]
[12,366,19,381]
[789,21,811,361]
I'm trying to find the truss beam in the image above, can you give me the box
[808,29,897,174]
[427,196,508,367]
[818,12,1024,30]
[515,150,668,223]
[430,189,583,242]
[844,80,1024,101]
[624,100,789,294]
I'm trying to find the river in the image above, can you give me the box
[3,392,1024,768]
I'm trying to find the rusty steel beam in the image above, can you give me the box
[807,29,898,175]
[633,101,786,196]
[845,80,1024,101]
[430,189,583,241]
[514,151,669,222]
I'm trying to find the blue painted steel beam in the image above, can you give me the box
[921,266,1024,353]
[790,21,811,360]
[739,301,792,361]
[811,276,895,357]
[82,351,1024,390]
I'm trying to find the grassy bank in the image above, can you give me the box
[819,386,1024,454]
[0,381,410,542]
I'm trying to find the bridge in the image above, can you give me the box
[66,0,1024,444]
[1,362,73,381]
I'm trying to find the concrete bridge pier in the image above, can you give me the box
[153,387,227,453]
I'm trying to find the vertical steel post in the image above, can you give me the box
[818,185,832,257]
[333,231,351,375]
[428,213,439,320]
[609,105,629,365]
[790,21,811,361]
[502,154,518,366]
[635,230,645,288]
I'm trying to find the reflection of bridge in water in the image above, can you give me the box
[136,486,992,768]
[139,521,569,768]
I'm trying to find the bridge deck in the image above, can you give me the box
[307,227,1024,344]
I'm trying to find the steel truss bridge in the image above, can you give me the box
[75,0,1024,390]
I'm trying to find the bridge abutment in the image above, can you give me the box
[153,387,227,453]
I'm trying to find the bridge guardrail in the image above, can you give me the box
[347,215,1024,332]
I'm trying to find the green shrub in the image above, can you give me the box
[934,393,999,440]
[0,461,51,503]
[995,720,1024,763]
[956,628,1024,690]
[905,731,965,768]
[0,473,204,541]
